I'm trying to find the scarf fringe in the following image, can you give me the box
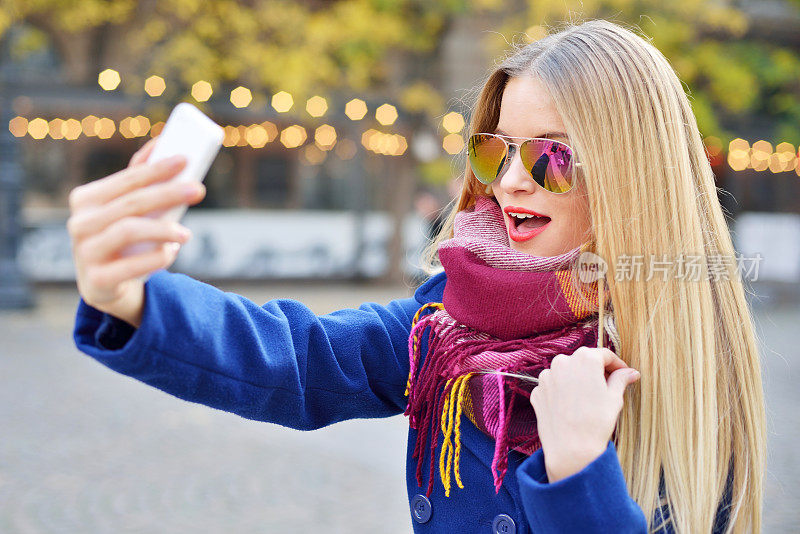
[404,302,598,497]
[403,197,613,498]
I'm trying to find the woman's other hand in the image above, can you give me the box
[529,346,640,482]
[67,136,205,327]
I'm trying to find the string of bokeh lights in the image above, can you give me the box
[5,68,800,175]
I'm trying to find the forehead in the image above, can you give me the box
[496,76,567,140]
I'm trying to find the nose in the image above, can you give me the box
[496,145,537,194]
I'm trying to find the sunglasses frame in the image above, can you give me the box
[468,132,584,194]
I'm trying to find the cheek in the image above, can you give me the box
[557,194,592,236]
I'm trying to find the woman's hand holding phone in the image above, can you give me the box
[67,136,206,328]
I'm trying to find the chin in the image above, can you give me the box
[512,242,549,257]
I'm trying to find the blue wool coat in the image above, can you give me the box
[73,269,732,533]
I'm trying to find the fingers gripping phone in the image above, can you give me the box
[120,103,224,277]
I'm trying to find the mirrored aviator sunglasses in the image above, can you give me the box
[467,132,582,193]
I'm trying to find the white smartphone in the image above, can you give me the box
[120,102,224,278]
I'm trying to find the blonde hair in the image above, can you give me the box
[420,18,765,533]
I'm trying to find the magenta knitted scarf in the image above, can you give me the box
[403,195,614,498]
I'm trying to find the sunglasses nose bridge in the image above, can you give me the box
[496,141,539,191]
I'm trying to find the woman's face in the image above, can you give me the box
[489,76,592,257]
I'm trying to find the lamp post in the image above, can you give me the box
[0,76,35,309]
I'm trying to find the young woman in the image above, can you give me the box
[70,19,765,533]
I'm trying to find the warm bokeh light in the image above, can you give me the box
[750,140,772,172]
[245,124,269,148]
[306,96,328,117]
[96,118,116,139]
[223,125,240,147]
[133,115,151,137]
[27,118,48,140]
[314,124,337,150]
[119,117,133,139]
[335,138,357,160]
[361,129,406,155]
[272,91,294,113]
[9,116,28,137]
[727,138,750,171]
[443,133,464,155]
[230,86,253,108]
[120,116,150,138]
[48,118,65,139]
[192,81,213,102]
[280,125,307,148]
[729,138,750,152]
[144,75,166,97]
[98,69,121,91]
[345,99,368,121]
[443,111,465,133]
[150,121,165,137]
[261,121,278,142]
[772,142,797,173]
[236,125,249,147]
[375,103,398,126]
[361,129,377,149]
[63,118,82,140]
[81,115,99,137]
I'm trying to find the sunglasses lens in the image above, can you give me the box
[519,139,575,193]
[468,134,507,185]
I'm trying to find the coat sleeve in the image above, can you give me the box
[72,268,421,430]
[516,440,734,533]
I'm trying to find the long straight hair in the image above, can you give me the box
[420,19,765,533]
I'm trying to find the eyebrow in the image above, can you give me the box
[493,128,568,140]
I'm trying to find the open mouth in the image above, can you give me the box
[505,209,552,242]
[508,212,551,231]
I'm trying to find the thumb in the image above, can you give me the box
[606,368,640,398]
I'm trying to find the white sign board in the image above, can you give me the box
[19,210,431,282]
[733,212,800,283]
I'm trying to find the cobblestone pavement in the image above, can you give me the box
[0,279,797,533]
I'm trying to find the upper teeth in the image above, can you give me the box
[508,212,540,218]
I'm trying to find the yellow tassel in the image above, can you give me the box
[453,372,472,489]
[436,372,475,496]
[405,302,444,396]
[439,375,463,496]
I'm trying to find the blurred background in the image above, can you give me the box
[0,0,799,532]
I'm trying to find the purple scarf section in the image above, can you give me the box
[403,195,609,497]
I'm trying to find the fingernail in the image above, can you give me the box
[628,369,641,380]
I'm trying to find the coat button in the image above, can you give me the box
[411,493,432,523]
[492,514,516,534]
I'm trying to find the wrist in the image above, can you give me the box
[544,441,607,483]
[102,283,145,329]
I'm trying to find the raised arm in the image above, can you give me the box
[74,268,422,429]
